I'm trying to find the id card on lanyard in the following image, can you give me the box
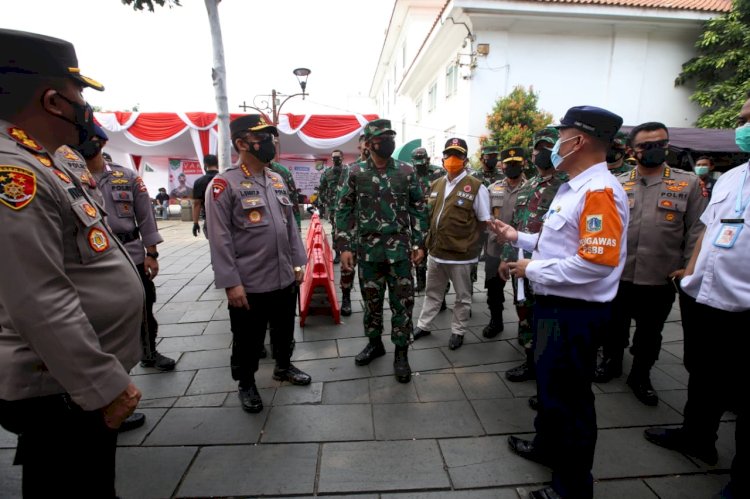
[714,166,749,249]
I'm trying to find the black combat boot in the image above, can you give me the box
[273,364,312,385]
[416,267,426,292]
[482,307,504,338]
[505,348,536,382]
[354,337,386,366]
[394,345,412,383]
[594,349,624,383]
[341,288,352,316]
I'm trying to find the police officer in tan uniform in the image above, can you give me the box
[0,29,143,498]
[205,114,310,414]
[81,125,175,372]
[483,148,527,338]
[595,122,707,407]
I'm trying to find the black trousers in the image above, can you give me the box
[138,263,158,356]
[228,283,296,385]
[0,394,118,498]
[533,295,610,499]
[680,290,748,496]
[604,281,675,371]
[484,255,506,314]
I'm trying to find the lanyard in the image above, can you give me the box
[736,166,750,216]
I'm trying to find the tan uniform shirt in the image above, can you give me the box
[486,177,526,257]
[205,164,307,293]
[618,165,708,285]
[0,123,143,410]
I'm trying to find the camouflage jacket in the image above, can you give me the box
[318,165,345,213]
[269,161,301,227]
[471,168,505,187]
[415,164,445,201]
[501,172,566,261]
[335,157,428,263]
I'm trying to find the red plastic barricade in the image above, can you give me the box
[299,216,340,326]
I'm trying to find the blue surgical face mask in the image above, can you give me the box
[735,123,750,152]
[694,165,709,176]
[550,135,580,169]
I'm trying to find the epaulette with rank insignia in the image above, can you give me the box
[7,127,43,152]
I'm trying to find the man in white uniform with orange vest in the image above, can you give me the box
[491,106,628,499]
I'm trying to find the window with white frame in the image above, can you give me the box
[427,81,437,112]
[426,136,435,159]
[444,126,456,142]
[445,62,458,98]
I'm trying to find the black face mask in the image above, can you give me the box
[245,138,276,164]
[50,92,96,146]
[333,157,343,167]
[415,162,428,174]
[534,148,554,170]
[484,157,498,170]
[505,163,523,179]
[606,148,625,164]
[77,139,104,160]
[372,137,396,159]
[638,148,667,168]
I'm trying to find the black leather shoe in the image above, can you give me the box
[482,319,504,338]
[507,436,552,467]
[259,345,268,359]
[140,351,176,371]
[393,346,411,383]
[627,375,658,406]
[448,333,463,350]
[505,362,535,382]
[593,357,622,383]
[529,486,563,499]
[644,427,718,465]
[273,364,312,385]
[528,395,539,411]
[238,384,263,413]
[354,340,386,366]
[117,412,146,433]
[413,327,431,340]
[341,293,352,316]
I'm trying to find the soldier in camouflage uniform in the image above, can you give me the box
[502,127,566,385]
[335,135,369,316]
[411,147,445,292]
[336,119,428,383]
[607,131,632,176]
[317,149,346,263]
[471,141,505,186]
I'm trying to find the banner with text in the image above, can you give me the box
[168,158,203,200]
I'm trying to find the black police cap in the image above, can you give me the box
[0,28,103,91]
[554,106,623,142]
[443,137,468,155]
[230,114,278,137]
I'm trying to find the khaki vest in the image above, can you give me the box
[425,175,483,260]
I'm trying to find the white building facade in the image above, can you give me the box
[370,0,730,158]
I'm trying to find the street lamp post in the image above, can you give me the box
[238,68,310,160]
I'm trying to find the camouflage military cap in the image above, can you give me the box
[500,147,524,163]
[533,127,559,147]
[481,142,499,155]
[363,119,396,140]
[612,130,628,148]
[411,147,429,164]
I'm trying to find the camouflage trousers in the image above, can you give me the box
[358,260,414,347]
[510,275,535,349]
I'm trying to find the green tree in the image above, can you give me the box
[676,0,750,128]
[484,85,553,153]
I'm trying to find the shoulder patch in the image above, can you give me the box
[0,165,37,210]
[135,176,148,193]
[7,127,43,152]
[212,178,228,200]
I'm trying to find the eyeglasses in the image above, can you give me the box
[633,140,668,151]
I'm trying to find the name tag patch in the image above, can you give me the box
[457,191,475,201]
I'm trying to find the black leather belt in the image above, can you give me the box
[116,227,140,244]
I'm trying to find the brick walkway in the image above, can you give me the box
[0,219,735,498]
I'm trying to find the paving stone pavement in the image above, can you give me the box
[0,219,735,498]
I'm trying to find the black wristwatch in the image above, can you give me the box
[146,251,159,259]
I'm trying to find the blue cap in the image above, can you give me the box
[554,106,623,142]
[93,123,108,141]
